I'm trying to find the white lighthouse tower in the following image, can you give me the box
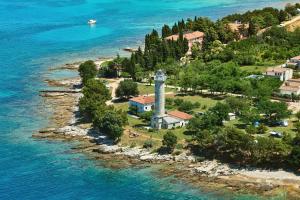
[151,70,167,129]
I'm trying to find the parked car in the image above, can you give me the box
[271,120,289,127]
[269,131,283,138]
[196,112,205,117]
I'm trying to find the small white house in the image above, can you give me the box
[129,96,155,113]
[265,67,293,81]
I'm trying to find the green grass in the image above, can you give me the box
[173,94,222,112]
[240,65,269,73]
[113,101,129,111]
[138,84,176,95]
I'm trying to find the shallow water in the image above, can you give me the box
[0,0,296,199]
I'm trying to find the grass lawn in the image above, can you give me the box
[240,65,270,73]
[170,94,223,112]
[117,109,192,149]
[138,84,176,95]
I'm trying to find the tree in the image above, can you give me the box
[253,136,291,165]
[264,12,279,27]
[79,79,111,119]
[289,146,300,167]
[225,97,250,115]
[217,127,254,162]
[248,16,265,35]
[116,80,139,99]
[257,100,290,124]
[295,111,300,121]
[256,124,268,134]
[294,122,300,134]
[93,109,127,141]
[209,102,230,124]
[162,131,178,152]
[78,60,97,85]
[193,129,214,148]
[162,24,172,38]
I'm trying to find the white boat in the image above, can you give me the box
[88,19,97,25]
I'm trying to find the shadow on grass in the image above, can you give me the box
[175,93,226,100]
[112,98,129,104]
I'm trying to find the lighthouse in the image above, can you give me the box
[151,70,167,129]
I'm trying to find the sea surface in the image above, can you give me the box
[0,1,297,199]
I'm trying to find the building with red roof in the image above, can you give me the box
[129,96,155,113]
[165,31,205,55]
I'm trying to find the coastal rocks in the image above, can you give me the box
[95,145,121,154]
[174,153,196,162]
[193,160,237,177]
[45,78,81,88]
[39,128,56,133]
[55,126,90,137]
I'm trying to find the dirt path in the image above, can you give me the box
[106,78,124,105]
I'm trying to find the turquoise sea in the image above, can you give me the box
[0,1,297,199]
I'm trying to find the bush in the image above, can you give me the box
[130,142,137,148]
[245,125,257,135]
[257,124,268,134]
[116,79,139,99]
[143,140,154,149]
[162,131,178,151]
[78,60,97,85]
[176,143,184,150]
[138,111,153,121]
[174,98,184,106]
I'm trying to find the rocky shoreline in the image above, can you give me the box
[33,60,300,199]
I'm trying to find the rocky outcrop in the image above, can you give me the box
[192,160,237,177]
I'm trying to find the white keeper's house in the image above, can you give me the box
[129,96,155,113]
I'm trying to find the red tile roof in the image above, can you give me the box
[291,55,300,60]
[165,31,204,41]
[168,110,193,120]
[129,96,155,105]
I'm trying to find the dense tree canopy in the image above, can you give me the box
[78,60,98,85]
[116,79,139,99]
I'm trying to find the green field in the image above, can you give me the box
[137,84,176,95]
[240,65,270,73]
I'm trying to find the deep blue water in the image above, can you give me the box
[0,1,297,199]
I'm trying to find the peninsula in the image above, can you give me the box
[35,3,300,199]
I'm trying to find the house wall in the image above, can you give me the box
[162,122,181,129]
[280,89,300,96]
[161,119,190,129]
[129,101,154,113]
[187,37,203,54]
[266,70,293,81]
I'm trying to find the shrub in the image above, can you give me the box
[143,140,154,149]
[162,131,178,151]
[138,111,153,121]
[78,60,97,85]
[116,79,139,99]
[130,142,137,148]
[245,125,257,135]
[256,124,268,134]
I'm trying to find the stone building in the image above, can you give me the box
[151,70,192,129]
